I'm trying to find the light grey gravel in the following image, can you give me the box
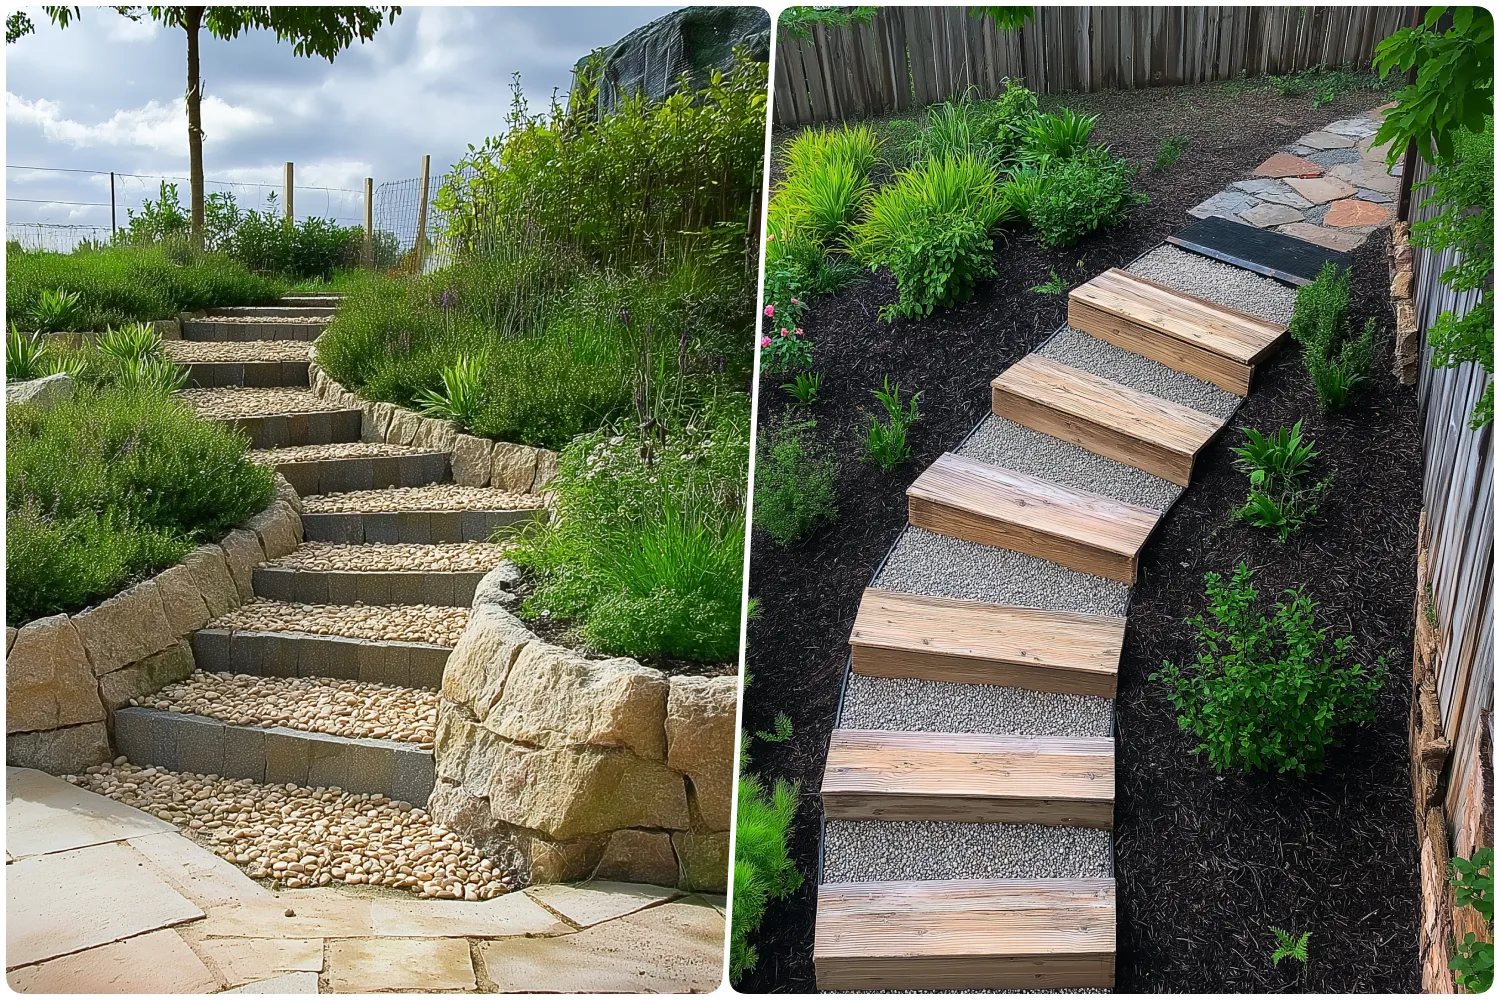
[838,673,1113,737]
[1039,328,1241,419]
[957,415,1181,511]
[1303,147,1362,167]
[1125,244,1297,325]
[874,526,1129,616]
[822,820,1112,882]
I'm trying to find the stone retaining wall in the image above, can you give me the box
[306,362,561,496]
[5,476,305,774]
[430,564,735,892]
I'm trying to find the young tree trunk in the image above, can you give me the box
[184,6,206,247]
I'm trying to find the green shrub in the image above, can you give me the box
[731,769,802,981]
[1151,563,1387,776]
[774,159,871,245]
[1289,261,1350,354]
[1450,847,1495,993]
[753,415,838,546]
[7,326,49,382]
[1231,421,1330,541]
[863,377,921,468]
[1291,262,1380,413]
[849,155,1007,319]
[1028,150,1144,247]
[509,399,749,663]
[998,163,1047,222]
[7,385,275,624]
[6,244,284,330]
[224,211,363,280]
[1154,135,1189,171]
[1021,108,1099,164]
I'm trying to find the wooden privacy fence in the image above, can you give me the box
[774,6,1413,125]
[1404,149,1493,991]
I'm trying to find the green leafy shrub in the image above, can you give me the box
[7,326,49,382]
[95,323,163,364]
[7,385,275,624]
[731,769,802,980]
[1028,150,1145,247]
[849,155,1007,319]
[509,399,749,663]
[1151,563,1387,776]
[1022,108,1098,164]
[415,354,486,426]
[998,162,1047,222]
[863,376,921,469]
[1290,262,1380,413]
[1231,421,1330,541]
[6,244,283,330]
[224,211,363,280]
[1154,135,1188,171]
[752,415,838,546]
[1450,847,1495,993]
[28,287,83,331]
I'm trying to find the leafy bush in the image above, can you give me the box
[1231,421,1330,541]
[6,244,284,330]
[1028,149,1145,247]
[752,415,838,546]
[731,769,802,980]
[849,155,1007,319]
[1154,135,1189,171]
[1450,847,1495,993]
[1151,563,1387,776]
[224,211,363,280]
[998,162,1047,222]
[509,399,749,664]
[7,385,275,624]
[863,376,920,469]
[1290,262,1379,413]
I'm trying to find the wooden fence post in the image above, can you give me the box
[414,154,431,273]
[284,161,294,222]
[363,177,374,269]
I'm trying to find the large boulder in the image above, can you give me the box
[6,373,75,411]
[485,741,689,841]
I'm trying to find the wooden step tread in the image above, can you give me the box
[821,728,1114,827]
[992,354,1227,486]
[815,877,1115,991]
[850,588,1123,698]
[906,452,1158,584]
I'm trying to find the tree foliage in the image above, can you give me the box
[1372,6,1493,163]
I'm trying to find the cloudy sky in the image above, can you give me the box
[6,5,677,242]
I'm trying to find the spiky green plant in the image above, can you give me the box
[96,322,163,364]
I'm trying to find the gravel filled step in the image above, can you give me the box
[849,588,1124,698]
[821,729,1115,827]
[181,387,361,448]
[839,672,1114,738]
[68,760,511,897]
[991,354,1227,487]
[907,452,1160,585]
[183,317,330,342]
[822,819,1113,883]
[813,877,1116,991]
[208,600,468,647]
[254,443,449,496]
[113,706,435,804]
[300,485,545,543]
[1067,267,1288,395]
[191,627,451,689]
[138,670,437,746]
[165,339,312,388]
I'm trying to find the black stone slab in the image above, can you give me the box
[1167,215,1351,287]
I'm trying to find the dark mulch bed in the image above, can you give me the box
[1116,228,1421,994]
[739,79,1408,994]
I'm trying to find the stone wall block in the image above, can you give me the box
[72,580,175,677]
[665,675,737,831]
[6,614,105,734]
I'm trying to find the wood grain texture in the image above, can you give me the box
[814,877,1116,991]
[821,728,1115,827]
[991,354,1226,486]
[1075,268,1286,363]
[906,452,1159,584]
[849,588,1124,697]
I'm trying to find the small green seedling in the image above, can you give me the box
[1271,927,1310,967]
[783,371,822,406]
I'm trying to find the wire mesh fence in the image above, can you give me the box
[372,165,475,273]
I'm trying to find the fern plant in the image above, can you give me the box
[1271,927,1311,966]
[415,354,486,426]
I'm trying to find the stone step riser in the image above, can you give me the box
[302,508,542,544]
[252,568,486,607]
[185,361,310,389]
[113,707,435,804]
[271,453,449,497]
[279,295,342,305]
[183,322,326,342]
[212,306,339,318]
[209,410,362,449]
[191,628,448,690]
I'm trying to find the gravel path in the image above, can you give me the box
[180,387,348,418]
[823,820,1113,882]
[1038,328,1242,419]
[957,415,1181,511]
[838,674,1114,737]
[1126,244,1298,325]
[264,541,511,573]
[69,762,512,898]
[252,442,439,464]
[302,484,541,514]
[163,340,311,362]
[873,527,1130,616]
[210,601,468,646]
[143,671,438,746]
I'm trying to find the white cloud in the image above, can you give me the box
[106,15,159,43]
[6,91,271,152]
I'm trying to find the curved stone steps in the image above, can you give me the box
[252,444,450,496]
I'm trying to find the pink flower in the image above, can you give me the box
[758,335,771,348]
[764,304,775,318]
[791,297,800,305]
[794,327,804,337]
[780,327,789,337]
[767,232,775,242]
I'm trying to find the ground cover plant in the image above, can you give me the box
[752,415,838,547]
[7,384,274,624]
[731,755,802,980]
[1231,421,1330,541]
[1450,848,1495,993]
[744,78,1422,990]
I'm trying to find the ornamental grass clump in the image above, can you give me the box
[1152,563,1387,776]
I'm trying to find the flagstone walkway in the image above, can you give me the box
[1189,103,1399,251]
[5,767,725,993]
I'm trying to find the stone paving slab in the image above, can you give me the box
[7,928,219,993]
[130,830,278,909]
[190,936,324,989]
[5,764,174,859]
[225,971,320,993]
[7,840,204,967]
[326,937,476,993]
[526,880,681,928]
[370,893,569,938]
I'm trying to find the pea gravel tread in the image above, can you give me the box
[209,601,469,647]
[262,541,511,573]
[300,484,542,514]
